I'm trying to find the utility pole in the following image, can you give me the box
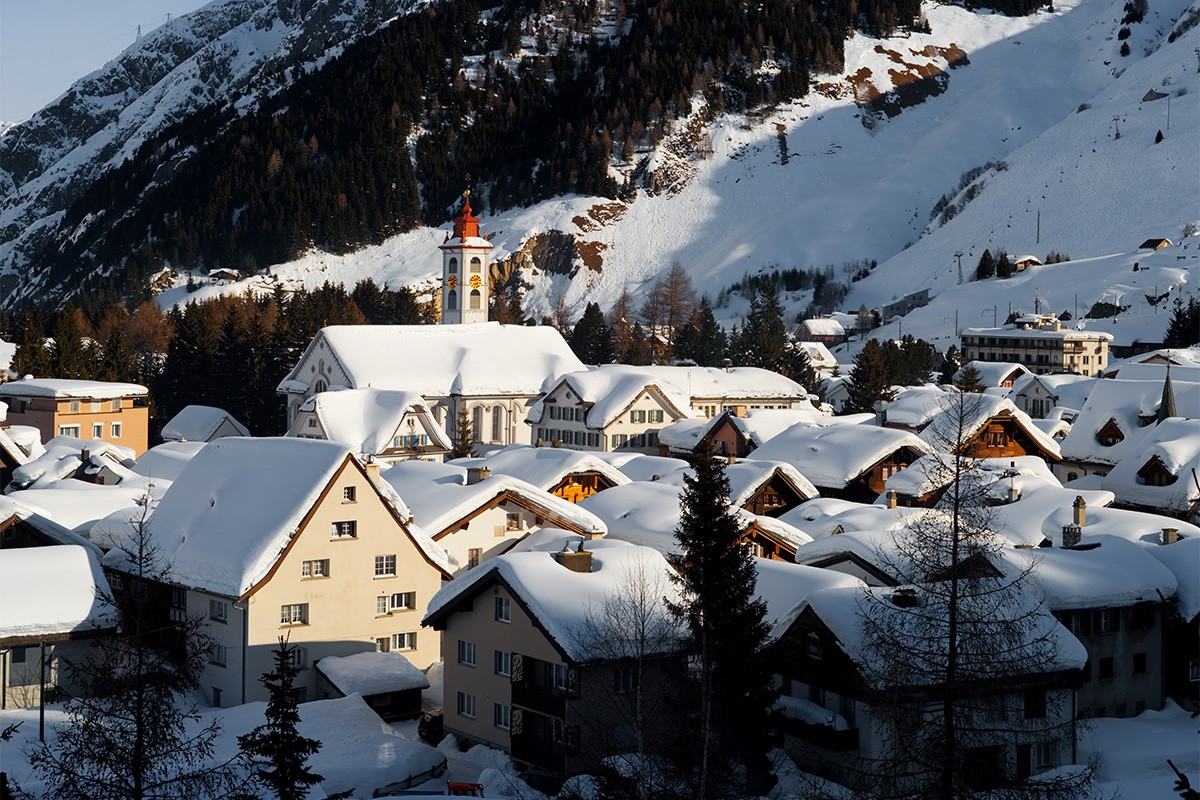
[1036,209,1040,245]
[1167,94,1171,131]
[136,24,142,40]
[954,251,964,284]
[1112,115,1121,140]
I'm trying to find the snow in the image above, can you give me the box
[918,393,1061,459]
[451,444,631,492]
[131,440,208,482]
[423,538,684,663]
[725,459,820,508]
[0,338,15,376]
[9,436,137,489]
[882,452,1059,501]
[317,651,430,697]
[160,404,249,441]
[954,361,1028,388]
[1101,416,1200,510]
[658,406,833,453]
[0,495,100,554]
[1059,378,1200,467]
[775,694,851,732]
[884,384,949,428]
[754,559,866,640]
[0,378,147,399]
[748,423,932,489]
[1083,700,1200,800]
[0,545,114,639]
[527,365,696,428]
[1145,535,1200,621]
[298,388,452,456]
[278,323,584,399]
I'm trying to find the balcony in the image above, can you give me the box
[512,683,567,718]
[779,717,860,752]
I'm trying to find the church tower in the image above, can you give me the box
[439,190,492,324]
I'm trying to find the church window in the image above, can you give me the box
[470,290,482,310]
[470,257,482,273]
[472,407,484,440]
[447,289,458,310]
[492,407,504,442]
[448,257,458,274]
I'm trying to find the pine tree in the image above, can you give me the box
[995,250,1014,279]
[238,638,324,800]
[569,302,614,364]
[845,339,896,414]
[973,250,995,281]
[955,362,984,393]
[51,306,93,379]
[740,283,789,372]
[451,406,475,459]
[667,442,776,797]
[1163,297,1200,348]
[675,298,728,367]
[789,345,819,391]
[940,344,962,385]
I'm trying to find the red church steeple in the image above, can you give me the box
[451,190,482,241]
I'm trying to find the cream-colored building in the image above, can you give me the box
[960,315,1113,377]
[102,438,451,708]
[0,379,149,456]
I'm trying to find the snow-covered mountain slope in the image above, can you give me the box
[0,0,427,301]
[161,0,1197,341]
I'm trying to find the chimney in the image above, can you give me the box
[553,540,594,573]
[80,448,91,463]
[722,358,733,373]
[1072,495,1086,528]
[1062,524,1082,548]
[363,457,381,488]
[727,454,736,465]
[1162,528,1179,545]
[873,399,889,427]
[886,489,897,509]
[467,467,491,485]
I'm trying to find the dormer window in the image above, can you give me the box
[1137,455,1178,487]
[1096,419,1124,447]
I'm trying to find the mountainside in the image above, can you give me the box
[2,0,1197,334]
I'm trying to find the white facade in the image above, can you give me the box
[440,191,492,325]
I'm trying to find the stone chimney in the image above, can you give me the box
[553,540,594,573]
[886,489,897,509]
[1072,495,1086,528]
[1062,523,1083,548]
[466,467,491,485]
[722,358,733,373]
[874,399,889,427]
[363,457,381,488]
[1162,528,1180,545]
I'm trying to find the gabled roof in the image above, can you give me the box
[918,394,1061,460]
[659,406,833,454]
[882,454,1059,503]
[1105,347,1200,376]
[161,405,249,442]
[1060,379,1200,467]
[527,366,693,429]
[452,444,630,492]
[0,495,100,555]
[725,459,819,508]
[131,441,208,483]
[277,324,584,398]
[10,436,137,490]
[295,388,452,457]
[749,423,933,489]
[792,341,839,370]
[796,318,846,337]
[1101,417,1200,511]
[1007,373,1097,411]
[102,438,449,597]
[885,385,950,429]
[0,545,116,641]
[423,538,684,664]
[955,361,1030,388]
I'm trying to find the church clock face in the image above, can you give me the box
[469,274,483,289]
[447,274,457,288]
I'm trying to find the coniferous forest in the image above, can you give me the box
[33,0,964,300]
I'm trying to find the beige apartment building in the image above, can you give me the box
[0,379,149,455]
[960,315,1112,377]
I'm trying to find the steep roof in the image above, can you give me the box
[161,405,249,441]
[452,444,630,492]
[103,438,448,597]
[1060,379,1200,467]
[1101,417,1200,511]
[918,394,1061,460]
[526,365,694,429]
[725,459,820,508]
[297,388,452,456]
[278,324,583,398]
[0,545,116,640]
[749,423,933,489]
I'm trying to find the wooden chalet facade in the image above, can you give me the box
[825,444,928,503]
[957,409,1061,463]
[548,472,619,504]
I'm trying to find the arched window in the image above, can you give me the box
[448,257,458,274]
[447,289,458,310]
[469,289,481,310]
[472,406,484,441]
[313,379,328,394]
[470,257,482,273]
[492,406,505,443]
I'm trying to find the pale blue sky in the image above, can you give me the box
[1,0,202,123]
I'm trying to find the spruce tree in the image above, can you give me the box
[238,638,324,800]
[1163,297,1200,348]
[451,406,475,459]
[569,302,614,364]
[973,250,995,281]
[741,284,789,372]
[667,442,776,798]
[995,250,1014,279]
[790,345,820,391]
[940,345,962,385]
[955,362,984,393]
[845,339,896,414]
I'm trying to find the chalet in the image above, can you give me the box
[286,388,452,463]
[1139,238,1173,250]
[1,545,116,709]
[161,405,250,442]
[207,268,242,283]
[1007,373,1095,419]
[882,453,1056,509]
[0,379,150,456]
[658,405,830,458]
[792,341,840,378]
[727,459,819,518]
[453,445,630,503]
[6,437,137,491]
[382,460,606,575]
[1101,418,1200,522]
[918,395,1062,463]
[276,324,584,447]
[101,438,452,708]
[960,315,1112,377]
[748,423,933,503]
[0,495,99,551]
[955,361,1031,389]
[793,317,848,345]
[882,385,949,432]
[315,651,430,722]
[1012,255,1042,272]
[421,538,687,778]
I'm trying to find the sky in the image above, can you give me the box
[0,0,203,123]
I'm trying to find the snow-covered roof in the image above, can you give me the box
[9,436,136,490]
[659,406,834,454]
[918,394,1061,460]
[5,478,166,534]
[961,325,1113,342]
[780,497,921,539]
[655,417,713,452]
[0,545,115,640]
[277,323,584,398]
[0,495,100,554]
[1060,379,1200,467]
[954,361,1029,388]
[0,338,15,376]
[885,385,950,428]
[1002,535,1178,612]
[1146,536,1199,621]
[424,538,684,664]
[1105,363,1200,383]
[882,453,1059,502]
[131,441,208,482]
[103,438,448,597]
[316,651,430,697]
[381,459,606,539]
[1105,346,1200,377]
[161,405,249,442]
[1030,417,1072,439]
[297,388,452,457]
[749,423,932,489]
[1007,373,1096,410]
[2,425,43,460]
[725,459,819,508]
[798,318,846,337]
[793,341,839,370]
[1101,417,1200,511]
[613,454,691,483]
[753,559,866,640]
[0,378,148,399]
[451,444,630,492]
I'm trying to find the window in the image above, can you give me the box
[1132,652,1147,675]
[170,587,187,622]
[614,664,638,694]
[281,603,309,625]
[1098,657,1115,681]
[492,407,503,442]
[1188,660,1199,682]
[469,289,481,310]
[1034,741,1056,770]
[331,520,357,538]
[111,422,122,438]
[376,637,390,652]
[505,513,520,531]
[549,662,569,691]
[805,632,823,659]
[307,417,317,427]
[376,596,390,616]
[284,647,307,669]
[630,409,646,423]
[470,256,482,273]
[494,650,511,676]
[212,687,222,707]
[209,599,228,623]
[391,592,416,611]
[301,559,329,578]
[111,399,121,411]
[457,691,476,718]
[392,632,417,651]
[211,644,228,666]
[1096,608,1120,633]
[12,646,27,664]
[374,554,397,577]
[448,257,458,274]
[343,486,356,502]
[494,703,511,730]
[69,400,81,414]
[58,425,80,437]
[495,596,511,622]
[612,434,628,447]
[467,548,482,569]
[92,423,104,438]
[650,409,664,423]
[457,640,476,666]
[1023,689,1046,719]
